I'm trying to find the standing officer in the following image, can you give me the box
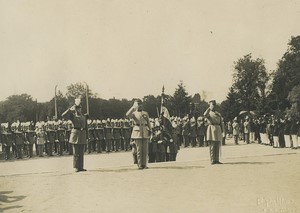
[204,100,225,165]
[126,99,151,169]
[62,98,88,172]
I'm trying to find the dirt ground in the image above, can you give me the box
[0,139,299,213]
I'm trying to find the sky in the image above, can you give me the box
[0,0,300,103]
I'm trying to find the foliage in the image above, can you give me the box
[172,81,192,117]
[220,87,242,122]
[0,94,37,122]
[231,53,269,113]
[269,36,300,111]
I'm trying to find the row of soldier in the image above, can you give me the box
[0,119,134,160]
[0,115,216,161]
[227,115,300,149]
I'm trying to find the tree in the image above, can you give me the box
[232,54,269,114]
[0,94,37,122]
[269,36,300,111]
[171,81,192,117]
[142,95,161,118]
[220,87,242,122]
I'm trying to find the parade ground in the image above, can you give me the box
[0,139,299,213]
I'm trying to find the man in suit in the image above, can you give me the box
[204,100,225,165]
[126,99,151,169]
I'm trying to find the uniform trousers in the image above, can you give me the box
[244,133,250,144]
[4,146,11,160]
[124,138,130,151]
[114,139,121,151]
[106,139,112,152]
[250,132,255,143]
[134,138,149,168]
[96,139,102,153]
[284,135,291,147]
[73,144,85,170]
[16,144,23,159]
[37,145,44,157]
[209,140,220,163]
[233,135,239,144]
[197,135,205,147]
[27,144,33,157]
[291,135,298,148]
[183,135,189,147]
[273,136,279,148]
[47,143,53,156]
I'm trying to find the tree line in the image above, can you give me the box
[0,35,299,123]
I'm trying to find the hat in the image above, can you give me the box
[209,100,216,105]
[75,98,82,107]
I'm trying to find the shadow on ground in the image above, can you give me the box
[0,191,25,213]
[223,161,274,165]
[89,165,205,173]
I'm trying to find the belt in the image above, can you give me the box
[73,127,85,131]
[135,124,146,126]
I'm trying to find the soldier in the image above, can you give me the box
[175,118,183,149]
[119,119,125,151]
[182,117,190,147]
[166,130,177,162]
[87,119,96,153]
[122,119,132,151]
[266,117,274,146]
[290,117,298,149]
[62,98,88,172]
[283,115,291,148]
[46,121,55,156]
[56,120,66,156]
[273,118,281,148]
[204,100,225,165]
[148,122,158,163]
[249,118,255,143]
[232,117,240,145]
[112,119,122,152]
[227,121,233,138]
[12,121,25,159]
[65,120,73,155]
[259,116,268,145]
[126,99,151,169]
[94,120,104,153]
[2,123,13,160]
[243,116,250,144]
[189,117,197,147]
[104,119,113,153]
[196,117,206,147]
[35,122,47,157]
[25,121,36,158]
